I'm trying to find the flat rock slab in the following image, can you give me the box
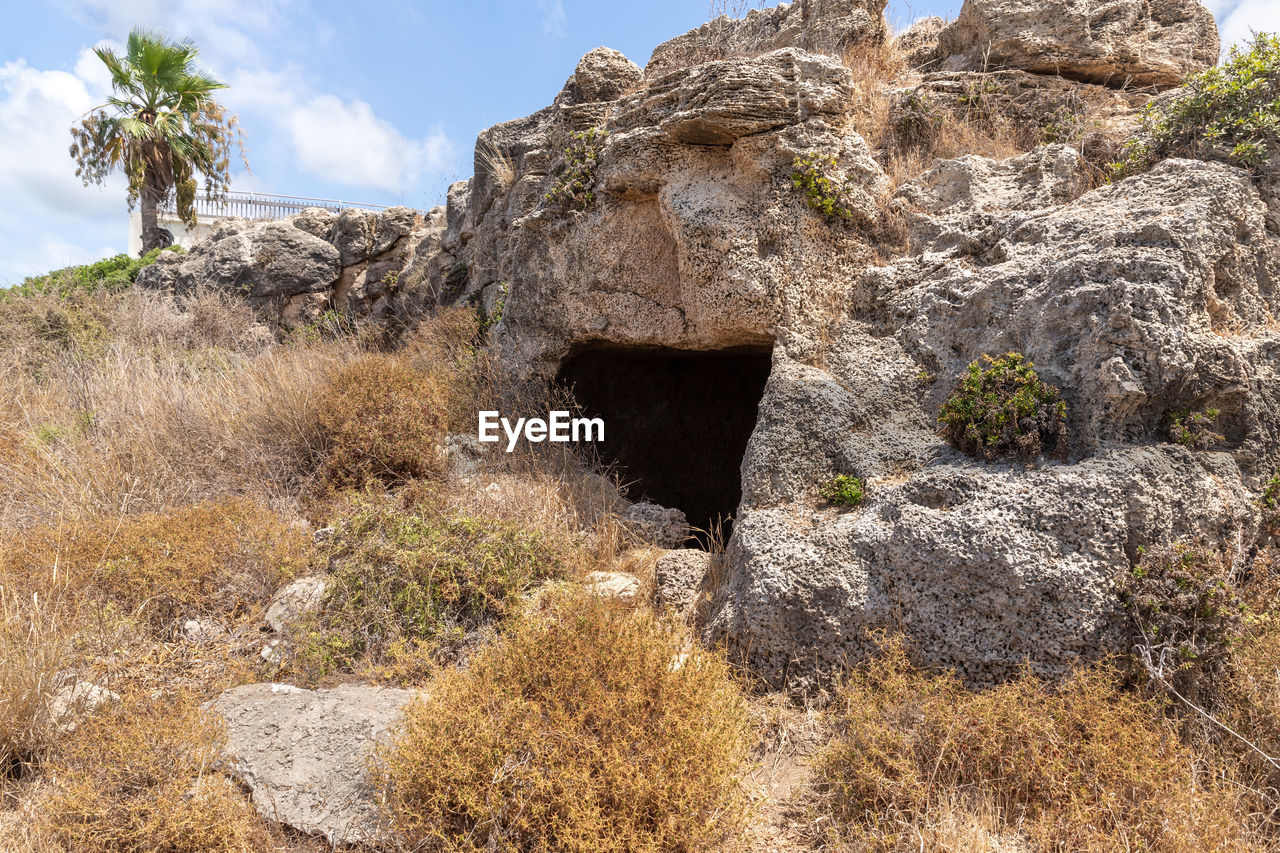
[208,682,420,845]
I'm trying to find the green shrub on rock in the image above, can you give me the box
[10,245,184,298]
[938,352,1068,462]
[1111,32,1280,179]
[791,153,861,221]
[546,127,607,210]
[821,474,865,507]
[1166,407,1223,450]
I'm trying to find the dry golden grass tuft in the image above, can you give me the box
[810,636,1260,852]
[376,591,753,852]
[0,498,307,636]
[317,354,449,487]
[35,692,283,852]
[0,589,71,782]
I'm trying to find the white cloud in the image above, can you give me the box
[289,95,454,194]
[537,0,567,38]
[1213,0,1280,51]
[0,52,123,220]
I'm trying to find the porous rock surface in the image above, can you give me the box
[934,0,1220,89]
[208,682,419,844]
[645,0,889,76]
[161,1,1277,688]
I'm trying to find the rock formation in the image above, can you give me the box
[151,0,1278,689]
[208,683,420,844]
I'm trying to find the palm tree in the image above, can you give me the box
[69,29,246,255]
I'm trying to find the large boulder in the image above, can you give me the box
[934,0,1220,89]
[645,0,889,75]
[208,683,419,845]
[160,220,341,300]
[574,47,643,102]
[706,155,1280,686]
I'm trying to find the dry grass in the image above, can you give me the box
[0,590,71,782]
[316,354,449,487]
[477,139,516,195]
[34,691,284,852]
[810,636,1262,852]
[376,591,753,852]
[0,498,308,637]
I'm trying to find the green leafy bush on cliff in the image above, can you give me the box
[1111,32,1280,179]
[546,127,607,210]
[938,352,1068,462]
[9,245,184,298]
[1166,407,1224,450]
[791,153,860,220]
[821,474,865,507]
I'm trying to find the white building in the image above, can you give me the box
[127,191,391,256]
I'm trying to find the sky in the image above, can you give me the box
[0,0,1273,284]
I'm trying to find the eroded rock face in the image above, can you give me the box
[707,155,1280,686]
[138,206,425,324]
[645,0,889,76]
[935,0,1220,89]
[209,683,419,845]
[459,48,887,377]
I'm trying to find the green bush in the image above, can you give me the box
[791,153,861,220]
[297,493,570,678]
[546,127,607,210]
[1166,407,1223,449]
[1120,543,1246,698]
[821,474,865,507]
[1111,33,1280,178]
[9,245,184,298]
[938,352,1068,462]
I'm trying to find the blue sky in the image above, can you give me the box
[0,0,1270,283]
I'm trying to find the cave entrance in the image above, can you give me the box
[557,344,773,545]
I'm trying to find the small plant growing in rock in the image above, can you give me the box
[791,153,860,221]
[938,352,1068,462]
[1121,543,1246,700]
[546,127,607,211]
[1261,471,1280,533]
[1166,407,1223,450]
[1111,32,1280,179]
[821,474,865,507]
[476,281,508,332]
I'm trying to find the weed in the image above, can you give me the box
[1166,407,1224,450]
[791,153,862,221]
[5,245,184,299]
[1121,543,1245,701]
[0,589,71,780]
[938,352,1068,462]
[811,635,1253,851]
[0,499,306,636]
[38,692,277,852]
[376,591,752,851]
[821,474,865,507]
[295,491,572,679]
[546,127,607,211]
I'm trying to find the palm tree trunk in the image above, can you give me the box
[139,166,173,255]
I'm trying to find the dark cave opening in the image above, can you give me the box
[556,344,774,545]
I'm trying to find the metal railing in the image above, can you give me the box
[160,191,393,221]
